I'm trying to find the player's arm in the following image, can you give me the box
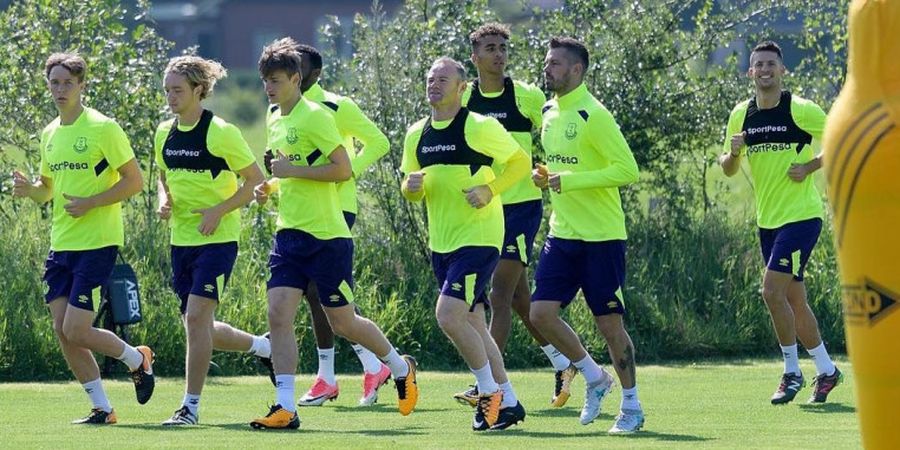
[788,99,827,182]
[156,171,172,220]
[341,100,390,177]
[192,162,264,236]
[464,116,529,208]
[12,171,53,203]
[63,158,142,218]
[400,127,425,202]
[554,111,639,193]
[719,106,744,177]
[270,146,351,182]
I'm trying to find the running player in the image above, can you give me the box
[154,55,272,426]
[719,41,842,405]
[454,22,576,409]
[285,43,393,408]
[823,1,900,447]
[401,57,529,431]
[531,37,644,433]
[11,53,154,424]
[249,39,417,430]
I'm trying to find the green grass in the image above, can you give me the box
[0,359,859,449]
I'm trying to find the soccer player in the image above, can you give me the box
[530,37,644,433]
[719,41,842,405]
[823,1,900,447]
[285,43,393,408]
[249,39,417,430]
[401,56,530,431]
[154,55,272,426]
[11,53,154,424]
[455,23,576,409]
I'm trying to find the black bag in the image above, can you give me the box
[105,262,142,325]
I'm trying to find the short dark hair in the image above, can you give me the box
[469,23,510,49]
[430,57,467,81]
[258,37,302,79]
[45,53,87,82]
[549,37,589,71]
[294,43,323,71]
[751,40,783,60]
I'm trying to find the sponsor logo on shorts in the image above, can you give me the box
[607,301,618,309]
[451,282,462,291]
[329,294,341,303]
[78,294,89,303]
[842,280,899,326]
[204,284,215,293]
[505,245,517,253]
[778,258,790,267]
[73,137,88,154]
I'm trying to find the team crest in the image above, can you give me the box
[565,123,577,140]
[73,137,88,153]
[286,127,299,145]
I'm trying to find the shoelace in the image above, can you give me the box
[130,369,144,385]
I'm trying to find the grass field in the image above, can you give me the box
[0,359,859,449]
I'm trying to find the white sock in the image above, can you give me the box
[275,375,296,412]
[572,354,603,384]
[621,386,641,411]
[182,393,201,416]
[353,343,385,374]
[381,348,409,378]
[540,344,572,371]
[781,344,801,375]
[499,381,518,408]
[807,343,836,376]
[316,347,336,384]
[82,378,112,413]
[249,335,271,358]
[117,345,144,371]
[471,363,499,394]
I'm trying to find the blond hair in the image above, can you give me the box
[165,55,228,100]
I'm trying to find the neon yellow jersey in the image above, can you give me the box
[724,92,826,229]
[304,83,389,215]
[462,78,545,205]
[540,84,639,241]
[402,109,522,252]
[39,107,135,251]
[155,111,257,246]
[267,98,351,239]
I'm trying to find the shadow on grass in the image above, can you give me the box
[492,428,711,441]
[798,403,856,414]
[115,423,428,436]
[330,404,452,414]
[528,408,609,420]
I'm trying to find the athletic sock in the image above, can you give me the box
[275,375,296,413]
[182,393,201,416]
[540,344,572,371]
[499,381,518,408]
[380,348,410,379]
[572,354,604,384]
[316,347,336,384]
[471,363,499,394]
[82,378,112,413]
[249,335,271,358]
[117,345,144,371]
[621,386,641,411]
[353,343,384,374]
[807,343,837,376]
[780,343,801,375]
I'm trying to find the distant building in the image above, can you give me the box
[150,0,402,69]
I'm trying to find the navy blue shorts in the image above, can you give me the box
[343,211,356,231]
[759,218,822,281]
[500,200,542,266]
[171,242,238,314]
[267,229,354,307]
[431,246,499,309]
[43,246,118,312]
[532,237,627,317]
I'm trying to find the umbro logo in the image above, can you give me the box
[779,258,790,267]
[505,245,517,253]
[78,295,89,303]
[204,284,215,293]
[607,301,618,309]
[451,283,462,291]
[329,294,341,303]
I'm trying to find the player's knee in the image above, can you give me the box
[761,285,785,304]
[436,309,465,334]
[529,306,554,329]
[267,306,292,330]
[327,315,353,338]
[183,309,211,331]
[61,321,90,346]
